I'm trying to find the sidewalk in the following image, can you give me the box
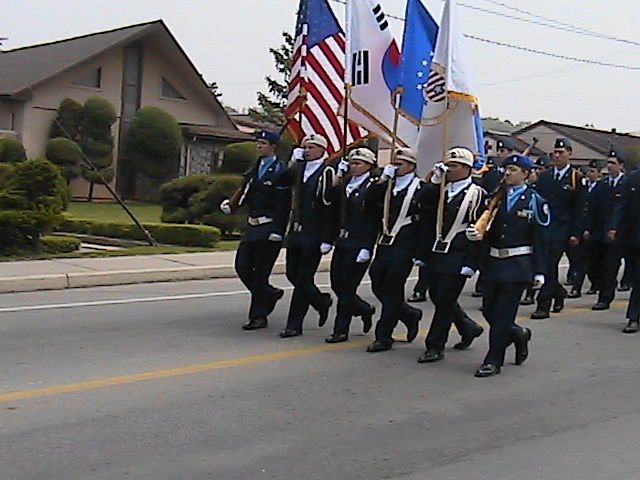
[0,251,331,294]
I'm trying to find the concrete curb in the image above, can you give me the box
[0,259,331,294]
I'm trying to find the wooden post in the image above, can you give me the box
[382,88,402,236]
[436,97,451,241]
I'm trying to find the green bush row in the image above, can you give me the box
[59,218,220,247]
[41,235,81,254]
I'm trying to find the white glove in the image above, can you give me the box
[381,164,397,180]
[291,147,305,163]
[268,233,283,242]
[412,258,426,268]
[533,274,545,290]
[320,242,333,255]
[460,266,476,277]
[355,249,371,264]
[219,199,232,215]
[430,162,448,185]
[337,159,350,177]
[465,225,482,242]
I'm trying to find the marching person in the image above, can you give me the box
[470,154,550,377]
[220,130,290,330]
[569,160,603,299]
[613,165,640,333]
[418,147,487,364]
[531,138,587,319]
[579,150,625,310]
[325,147,379,343]
[365,148,425,353]
[273,134,335,338]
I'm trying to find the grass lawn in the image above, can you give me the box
[67,201,162,224]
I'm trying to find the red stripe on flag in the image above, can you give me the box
[306,54,342,104]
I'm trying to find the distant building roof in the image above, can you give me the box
[0,21,160,96]
[515,120,640,158]
[182,124,253,142]
[484,130,545,157]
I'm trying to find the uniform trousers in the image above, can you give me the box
[482,281,528,367]
[572,239,600,292]
[370,248,420,346]
[285,243,329,332]
[412,265,430,296]
[538,241,566,311]
[592,241,622,305]
[425,273,469,352]
[235,240,282,321]
[330,247,372,335]
[626,247,640,322]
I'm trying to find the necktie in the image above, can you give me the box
[259,160,268,179]
[555,171,561,181]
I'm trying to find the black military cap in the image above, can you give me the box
[607,146,623,162]
[554,138,572,150]
[535,154,551,168]
[496,138,515,151]
[589,159,601,169]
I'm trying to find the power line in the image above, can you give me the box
[480,0,640,47]
[328,0,640,71]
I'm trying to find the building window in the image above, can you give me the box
[161,78,186,100]
[73,67,102,88]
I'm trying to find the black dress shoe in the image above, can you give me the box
[318,295,333,327]
[474,364,501,377]
[618,284,631,292]
[417,350,444,363]
[266,288,285,314]
[405,309,423,343]
[366,340,392,352]
[531,309,550,320]
[361,306,375,334]
[407,292,426,303]
[242,317,268,330]
[563,279,573,286]
[471,290,483,298]
[453,325,484,350]
[586,288,598,295]
[514,328,532,365]
[552,290,567,313]
[567,289,581,299]
[326,333,348,343]
[520,294,534,306]
[591,302,610,311]
[279,328,302,338]
[623,320,640,334]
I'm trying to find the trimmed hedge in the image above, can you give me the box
[41,235,81,254]
[59,218,220,247]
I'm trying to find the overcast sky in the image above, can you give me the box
[3,0,639,131]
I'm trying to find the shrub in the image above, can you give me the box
[46,137,83,181]
[193,174,245,235]
[0,137,27,163]
[220,141,257,174]
[59,218,220,247]
[159,174,215,223]
[49,97,83,140]
[126,106,181,179]
[0,158,66,252]
[41,235,81,254]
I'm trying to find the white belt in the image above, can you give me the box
[490,246,533,259]
[247,216,273,226]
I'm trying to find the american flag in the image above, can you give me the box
[424,68,446,103]
[286,0,367,156]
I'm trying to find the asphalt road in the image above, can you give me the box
[1,270,639,480]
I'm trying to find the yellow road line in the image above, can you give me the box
[0,339,369,404]
[0,300,628,404]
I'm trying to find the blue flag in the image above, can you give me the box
[399,0,439,123]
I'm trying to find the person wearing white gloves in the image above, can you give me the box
[269,133,335,338]
[325,148,379,343]
[218,130,290,331]
[417,147,487,365]
[365,148,425,353]
[473,154,550,378]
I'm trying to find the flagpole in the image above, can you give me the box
[436,97,451,241]
[383,88,402,236]
[341,84,351,159]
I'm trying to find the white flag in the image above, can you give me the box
[345,0,418,148]
[415,0,484,173]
